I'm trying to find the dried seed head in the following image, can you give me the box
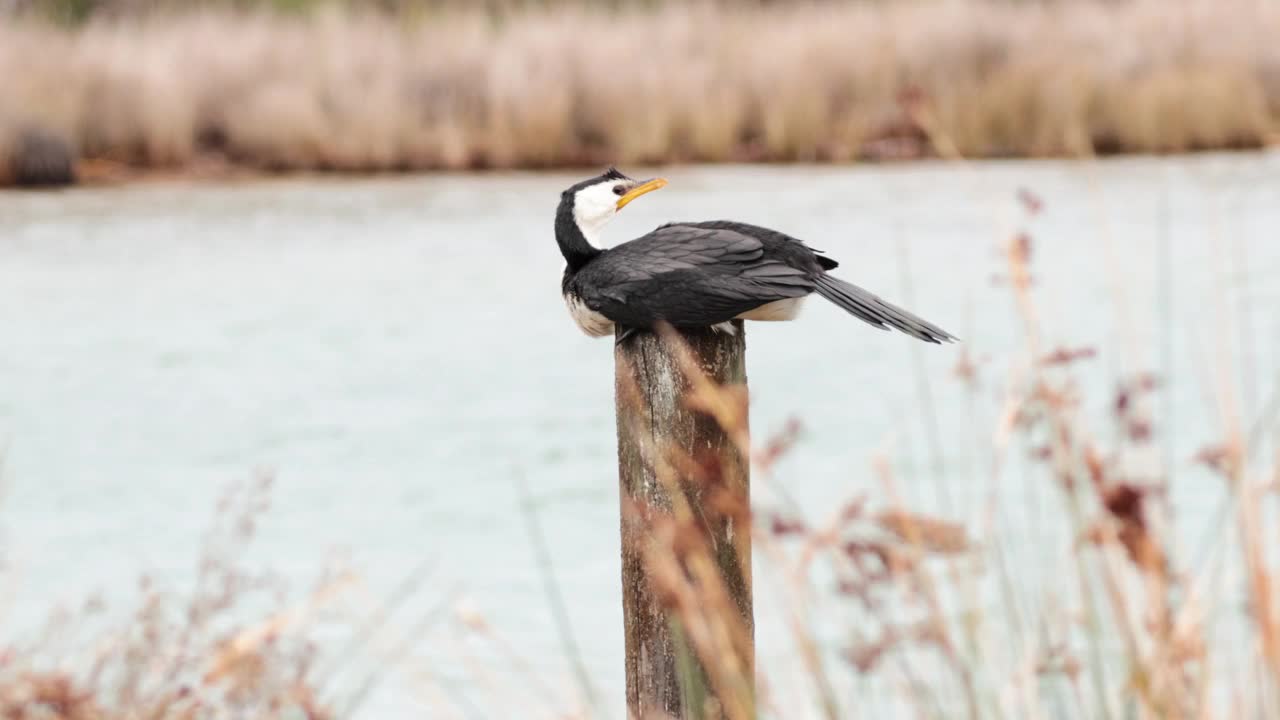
[874,510,970,554]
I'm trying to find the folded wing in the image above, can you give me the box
[571,224,816,328]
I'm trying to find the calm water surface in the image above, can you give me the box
[1,154,1278,716]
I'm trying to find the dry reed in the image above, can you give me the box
[599,182,1279,718]
[2,0,1280,185]
[0,476,340,719]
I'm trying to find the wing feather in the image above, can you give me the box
[571,224,819,327]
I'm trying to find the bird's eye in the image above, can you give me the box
[612,185,626,196]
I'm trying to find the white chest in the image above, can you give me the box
[736,297,805,321]
[564,294,614,337]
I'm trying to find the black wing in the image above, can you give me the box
[667,220,840,271]
[665,222,954,343]
[570,223,822,328]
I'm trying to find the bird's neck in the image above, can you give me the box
[555,200,602,272]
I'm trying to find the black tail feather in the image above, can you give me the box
[814,274,958,344]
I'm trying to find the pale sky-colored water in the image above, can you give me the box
[1,154,1278,717]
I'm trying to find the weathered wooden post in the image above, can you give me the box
[614,321,754,720]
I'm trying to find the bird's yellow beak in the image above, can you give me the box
[616,178,668,210]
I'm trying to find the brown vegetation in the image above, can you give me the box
[0,478,335,719]
[2,0,1279,185]
[614,187,1280,718]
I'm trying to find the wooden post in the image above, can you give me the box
[614,322,754,720]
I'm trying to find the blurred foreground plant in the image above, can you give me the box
[0,476,339,719]
[604,186,1279,719]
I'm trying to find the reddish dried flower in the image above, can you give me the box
[1101,483,1166,574]
[768,514,807,537]
[835,577,856,595]
[1017,187,1044,214]
[838,496,868,525]
[1012,232,1033,263]
[757,418,802,469]
[952,347,980,385]
[846,628,899,673]
[1085,447,1107,488]
[1115,373,1160,418]
[1057,423,1073,450]
[1114,388,1130,415]
[874,510,970,554]
[1039,346,1096,367]
[1194,444,1237,476]
[1127,420,1153,442]
[1103,484,1142,520]
[1134,373,1160,392]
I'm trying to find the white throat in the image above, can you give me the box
[574,213,609,249]
[572,182,621,249]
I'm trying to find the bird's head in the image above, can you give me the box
[558,167,668,248]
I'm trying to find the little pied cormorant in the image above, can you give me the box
[557,168,957,345]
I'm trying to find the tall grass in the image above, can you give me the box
[595,185,1280,718]
[0,477,338,719]
[2,0,1279,184]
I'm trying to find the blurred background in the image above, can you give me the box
[1,1,1278,719]
[3,0,1280,184]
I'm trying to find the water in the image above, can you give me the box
[1,154,1278,716]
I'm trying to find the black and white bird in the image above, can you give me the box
[557,168,957,345]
